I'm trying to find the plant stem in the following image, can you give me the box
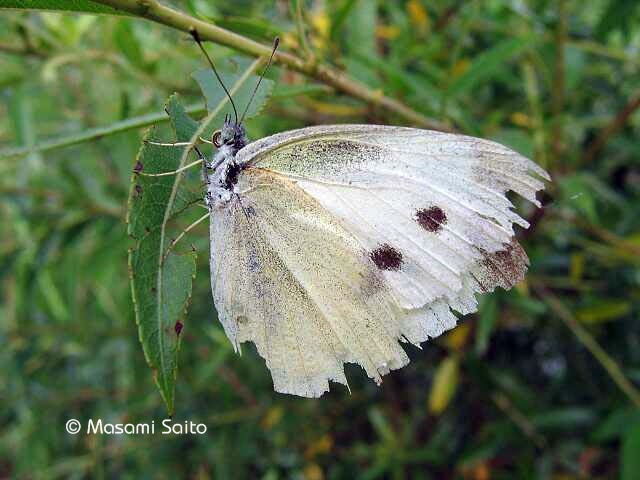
[584,93,640,163]
[0,103,206,159]
[92,0,450,131]
[536,287,640,408]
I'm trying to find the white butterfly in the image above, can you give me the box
[184,30,549,397]
[203,119,549,398]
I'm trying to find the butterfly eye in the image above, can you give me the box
[212,130,222,148]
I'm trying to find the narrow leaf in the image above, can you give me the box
[448,36,534,98]
[428,355,460,415]
[192,57,275,121]
[0,0,129,15]
[475,296,498,355]
[622,415,640,480]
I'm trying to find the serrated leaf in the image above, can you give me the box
[127,95,199,416]
[0,0,129,15]
[448,36,534,99]
[192,57,275,122]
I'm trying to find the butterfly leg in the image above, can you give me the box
[143,140,192,147]
[144,136,213,147]
[195,146,215,210]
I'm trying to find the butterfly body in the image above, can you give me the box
[205,119,247,208]
[205,123,550,397]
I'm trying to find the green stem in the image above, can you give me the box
[537,287,640,408]
[0,103,206,159]
[92,0,449,131]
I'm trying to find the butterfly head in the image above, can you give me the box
[212,114,247,153]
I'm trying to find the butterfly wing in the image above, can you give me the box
[210,169,415,397]
[212,124,548,397]
[238,125,548,312]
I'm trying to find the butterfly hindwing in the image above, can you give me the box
[210,169,413,397]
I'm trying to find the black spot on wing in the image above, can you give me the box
[415,206,447,233]
[370,244,403,271]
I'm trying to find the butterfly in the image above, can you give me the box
[190,30,549,398]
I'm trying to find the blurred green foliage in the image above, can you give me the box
[1,0,639,478]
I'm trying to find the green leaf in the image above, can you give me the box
[343,0,378,86]
[8,83,42,175]
[448,36,534,99]
[490,128,534,159]
[530,407,597,430]
[113,20,144,67]
[591,407,636,442]
[576,300,632,324]
[559,173,599,223]
[622,416,640,480]
[192,57,275,122]
[475,295,497,355]
[596,0,640,39]
[127,95,199,416]
[0,0,129,15]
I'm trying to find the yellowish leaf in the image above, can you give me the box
[305,434,333,458]
[515,278,529,296]
[511,111,532,128]
[261,406,283,430]
[304,463,324,480]
[576,301,631,324]
[376,24,401,40]
[451,58,471,78]
[311,11,330,38]
[443,322,470,352]
[428,355,460,415]
[311,10,331,51]
[282,31,299,49]
[407,0,430,34]
[570,252,585,284]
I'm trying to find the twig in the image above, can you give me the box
[492,392,546,449]
[0,103,206,159]
[0,41,46,58]
[584,93,640,163]
[535,286,640,408]
[92,0,450,131]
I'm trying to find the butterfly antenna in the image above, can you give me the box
[190,28,238,125]
[239,37,279,124]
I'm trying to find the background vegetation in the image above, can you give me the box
[1,0,639,478]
